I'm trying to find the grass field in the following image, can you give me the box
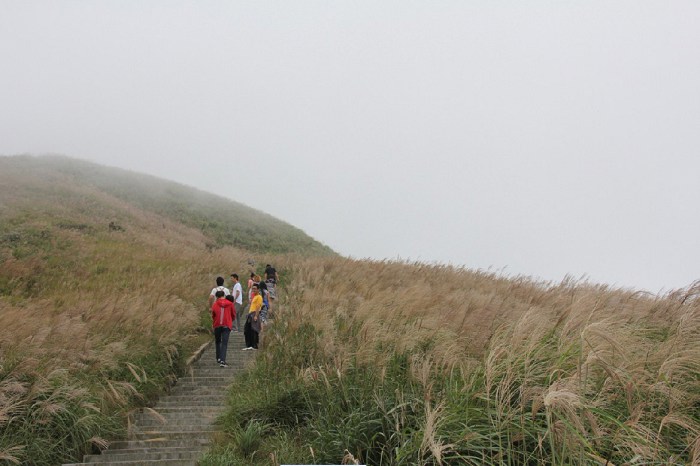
[203,257,700,465]
[1,155,697,465]
[0,156,325,465]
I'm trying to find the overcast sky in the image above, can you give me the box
[2,1,699,293]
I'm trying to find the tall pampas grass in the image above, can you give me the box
[0,206,276,464]
[209,255,700,465]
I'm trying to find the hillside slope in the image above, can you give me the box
[2,155,698,465]
[204,257,700,465]
[0,155,334,261]
[0,154,329,465]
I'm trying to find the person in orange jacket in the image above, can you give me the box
[211,290,235,367]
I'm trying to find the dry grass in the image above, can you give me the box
[2,156,698,464]
[249,255,700,464]
[0,156,306,464]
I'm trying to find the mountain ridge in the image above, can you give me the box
[2,155,335,256]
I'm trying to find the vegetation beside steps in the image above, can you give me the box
[201,257,700,465]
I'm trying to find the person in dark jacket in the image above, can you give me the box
[243,284,262,350]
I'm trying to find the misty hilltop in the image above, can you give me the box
[0,155,334,263]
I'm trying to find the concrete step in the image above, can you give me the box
[135,416,217,427]
[174,375,237,383]
[171,379,234,386]
[192,363,241,369]
[190,368,246,375]
[133,410,217,420]
[131,418,216,428]
[155,394,227,403]
[187,370,245,377]
[83,449,202,463]
[184,376,238,383]
[131,415,218,426]
[170,381,233,390]
[129,424,220,434]
[170,382,232,390]
[153,401,225,409]
[64,460,196,466]
[62,338,256,466]
[129,430,218,441]
[168,390,231,396]
[134,406,220,414]
[154,401,224,408]
[177,371,239,378]
[169,384,232,393]
[195,359,252,367]
[100,446,203,456]
[107,438,211,450]
[132,409,219,420]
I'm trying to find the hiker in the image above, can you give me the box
[249,274,261,304]
[211,290,235,367]
[264,264,278,303]
[264,264,278,284]
[247,272,256,301]
[243,283,262,350]
[230,273,244,332]
[208,276,230,307]
[258,278,271,322]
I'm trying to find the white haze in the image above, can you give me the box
[1,1,699,293]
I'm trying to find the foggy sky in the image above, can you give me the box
[2,1,699,293]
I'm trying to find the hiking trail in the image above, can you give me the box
[63,331,254,466]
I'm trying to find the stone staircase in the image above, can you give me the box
[64,330,254,466]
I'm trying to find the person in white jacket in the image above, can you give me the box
[230,273,244,331]
[208,276,230,307]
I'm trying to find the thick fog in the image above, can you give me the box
[2,1,699,293]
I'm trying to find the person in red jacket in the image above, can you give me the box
[211,290,235,367]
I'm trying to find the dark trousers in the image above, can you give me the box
[244,319,259,349]
[214,326,231,362]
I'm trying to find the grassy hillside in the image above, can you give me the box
[0,155,334,260]
[0,155,329,465]
[1,155,698,465]
[202,259,700,465]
